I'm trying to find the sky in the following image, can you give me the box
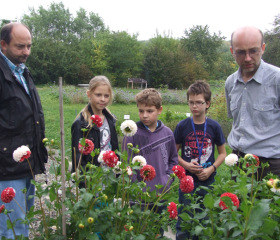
[1,0,280,41]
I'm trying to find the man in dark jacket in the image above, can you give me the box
[0,22,48,239]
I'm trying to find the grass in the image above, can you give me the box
[37,84,232,179]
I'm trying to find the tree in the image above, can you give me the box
[20,2,107,84]
[181,25,225,78]
[263,13,280,67]
[143,35,187,89]
[102,31,144,87]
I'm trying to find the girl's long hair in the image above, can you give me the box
[77,76,113,125]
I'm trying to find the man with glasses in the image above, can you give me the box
[225,26,280,180]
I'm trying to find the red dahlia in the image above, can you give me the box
[219,192,240,210]
[246,154,260,167]
[167,202,178,219]
[1,187,16,203]
[0,204,5,213]
[140,165,156,181]
[180,175,194,193]
[172,165,186,180]
[103,151,119,168]
[90,115,103,128]
[78,139,94,155]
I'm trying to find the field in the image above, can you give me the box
[37,84,231,178]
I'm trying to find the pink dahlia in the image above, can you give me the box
[219,192,240,210]
[1,187,16,203]
[167,202,178,219]
[180,175,194,193]
[172,165,186,180]
[90,115,103,128]
[78,139,94,155]
[140,165,156,181]
[103,151,119,168]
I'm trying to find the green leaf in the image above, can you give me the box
[258,218,278,234]
[247,199,271,231]
[204,194,214,209]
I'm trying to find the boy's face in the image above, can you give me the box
[137,103,162,132]
[188,94,210,118]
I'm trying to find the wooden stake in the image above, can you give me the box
[59,77,66,238]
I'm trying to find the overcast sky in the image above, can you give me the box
[1,0,279,41]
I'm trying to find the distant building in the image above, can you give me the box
[127,78,147,89]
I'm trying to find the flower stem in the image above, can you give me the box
[7,213,17,239]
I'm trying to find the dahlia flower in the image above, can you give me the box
[167,202,178,219]
[245,154,260,167]
[219,192,239,210]
[180,175,194,193]
[102,150,119,168]
[1,187,16,203]
[132,155,147,167]
[113,161,122,174]
[78,139,94,155]
[140,165,156,181]
[120,120,137,136]
[13,145,31,162]
[126,166,133,176]
[0,204,5,213]
[172,165,186,180]
[90,115,103,128]
[225,153,238,166]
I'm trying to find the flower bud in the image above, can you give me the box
[42,138,49,144]
[133,149,140,154]
[127,143,133,149]
[88,217,94,224]
[129,226,134,231]
[78,223,85,229]
[267,179,274,188]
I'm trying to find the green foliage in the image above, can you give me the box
[143,35,187,88]
[207,81,232,138]
[263,14,280,67]
[3,133,178,239]
[181,25,225,78]
[180,156,280,239]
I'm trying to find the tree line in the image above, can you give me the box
[1,2,279,88]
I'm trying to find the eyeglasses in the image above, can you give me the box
[188,101,206,107]
[233,48,261,58]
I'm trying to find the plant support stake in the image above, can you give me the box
[59,77,66,238]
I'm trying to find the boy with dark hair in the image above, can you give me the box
[174,80,226,240]
[122,88,178,237]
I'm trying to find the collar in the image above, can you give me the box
[0,50,26,73]
[236,59,264,85]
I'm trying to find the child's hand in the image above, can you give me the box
[185,161,203,174]
[196,166,214,181]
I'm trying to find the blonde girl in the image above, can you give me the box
[71,76,119,175]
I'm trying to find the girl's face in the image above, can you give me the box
[87,85,111,113]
